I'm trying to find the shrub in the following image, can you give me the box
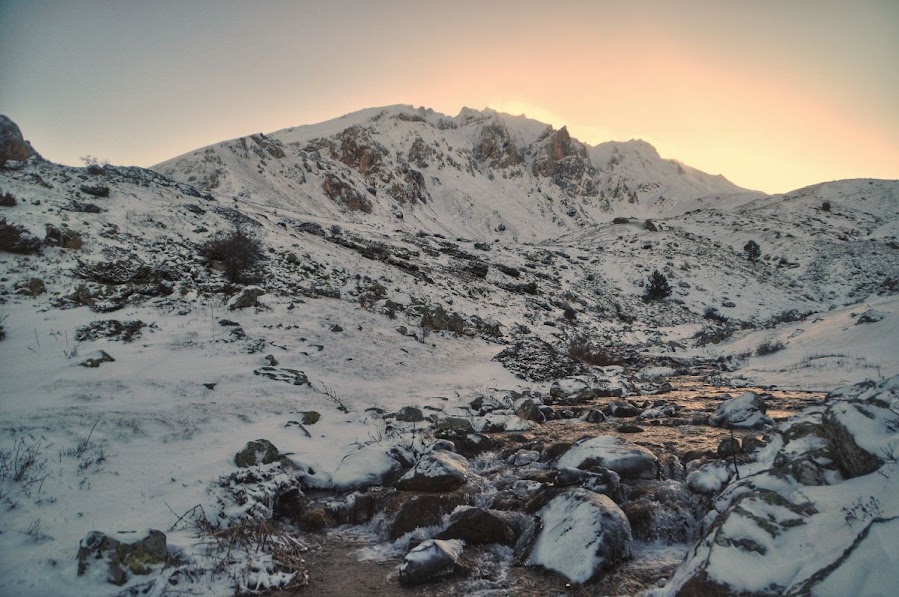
[198,228,265,283]
[756,340,786,356]
[743,239,761,262]
[703,307,729,323]
[643,270,672,301]
[822,201,831,212]
[0,313,6,341]
[0,191,16,207]
[568,334,617,366]
[0,218,42,254]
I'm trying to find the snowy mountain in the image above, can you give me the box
[155,105,755,242]
[1,114,898,596]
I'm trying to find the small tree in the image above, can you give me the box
[198,228,265,283]
[743,239,761,262]
[643,270,672,301]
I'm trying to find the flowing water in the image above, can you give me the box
[279,378,824,596]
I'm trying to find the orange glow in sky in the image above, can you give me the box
[1,1,896,194]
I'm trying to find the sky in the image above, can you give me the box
[1,0,897,194]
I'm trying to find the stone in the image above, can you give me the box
[515,399,544,422]
[434,416,475,435]
[79,350,115,368]
[583,409,606,423]
[15,277,45,296]
[227,286,265,310]
[716,437,742,458]
[709,392,773,429]
[77,529,167,586]
[396,451,470,492]
[435,507,525,546]
[527,488,632,584]
[387,490,471,539]
[398,539,464,586]
[557,435,660,480]
[396,406,424,423]
[234,439,281,468]
[301,411,320,425]
[0,115,41,166]
[606,401,641,418]
[273,487,306,519]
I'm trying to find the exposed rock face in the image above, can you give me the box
[77,529,168,586]
[329,126,387,175]
[531,126,596,195]
[0,115,41,166]
[322,175,373,213]
[527,488,632,584]
[407,136,436,169]
[473,122,522,169]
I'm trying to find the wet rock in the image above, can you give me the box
[557,435,660,480]
[396,450,470,492]
[606,401,641,417]
[716,437,742,458]
[273,487,306,519]
[77,529,167,586]
[396,406,424,423]
[555,466,620,498]
[515,399,544,422]
[448,432,502,458]
[617,424,644,434]
[512,449,540,466]
[299,506,335,531]
[621,481,700,543]
[435,507,527,546]
[709,392,773,429]
[398,539,464,587]
[583,409,606,423]
[527,488,632,584]
[235,439,283,468]
[388,490,472,539]
[227,286,265,310]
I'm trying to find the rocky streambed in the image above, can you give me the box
[78,372,899,596]
[267,376,830,596]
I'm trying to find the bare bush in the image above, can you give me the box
[0,218,41,254]
[0,191,16,207]
[567,334,617,366]
[756,340,786,356]
[198,228,266,283]
[0,437,50,503]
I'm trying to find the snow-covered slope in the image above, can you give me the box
[1,115,898,596]
[154,105,755,242]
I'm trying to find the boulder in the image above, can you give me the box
[396,406,424,423]
[398,539,464,586]
[77,529,167,586]
[234,439,281,468]
[555,466,620,498]
[387,490,472,539]
[527,488,632,584]
[227,286,265,310]
[557,435,660,480]
[605,401,641,417]
[396,450,470,492]
[435,507,527,546]
[0,115,41,166]
[79,350,115,368]
[823,397,897,478]
[710,392,773,429]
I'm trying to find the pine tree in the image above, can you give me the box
[744,240,761,262]
[643,270,672,301]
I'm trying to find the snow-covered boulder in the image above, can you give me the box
[527,488,632,584]
[556,435,660,480]
[396,450,471,492]
[329,445,402,489]
[685,460,734,494]
[227,286,265,310]
[77,529,168,586]
[709,392,772,429]
[823,390,899,478]
[398,539,464,586]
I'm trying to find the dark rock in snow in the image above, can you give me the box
[227,286,265,310]
[79,350,115,368]
[234,439,282,468]
[435,507,527,546]
[396,406,424,422]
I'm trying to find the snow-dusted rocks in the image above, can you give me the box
[527,488,632,584]
[435,506,531,547]
[77,529,168,586]
[396,450,471,492]
[234,439,283,468]
[709,391,772,429]
[685,460,734,494]
[0,115,41,166]
[227,285,265,310]
[557,435,660,480]
[398,539,464,586]
[823,388,899,478]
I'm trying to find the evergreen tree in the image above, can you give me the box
[744,239,761,262]
[643,270,672,301]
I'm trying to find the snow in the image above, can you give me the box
[556,435,659,478]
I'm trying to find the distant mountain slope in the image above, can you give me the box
[154,105,756,241]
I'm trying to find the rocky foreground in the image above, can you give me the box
[74,373,898,595]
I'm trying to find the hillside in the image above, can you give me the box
[155,106,755,242]
[1,114,898,596]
